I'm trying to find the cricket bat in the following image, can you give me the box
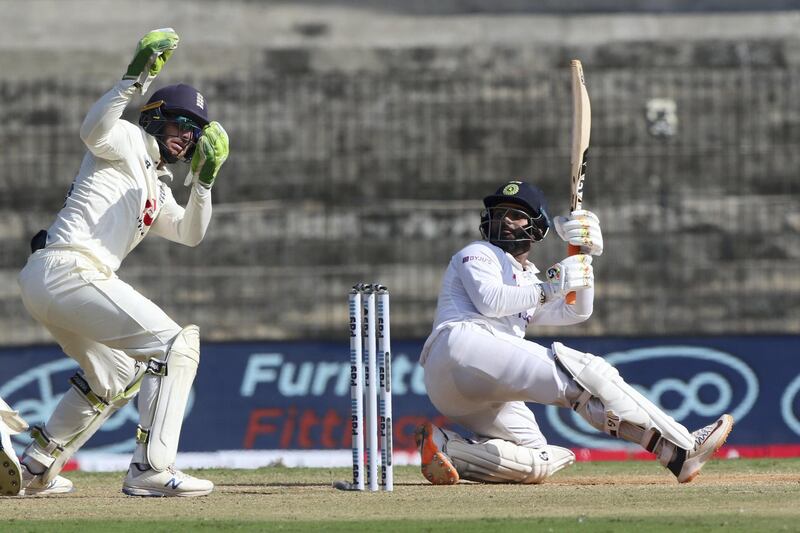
[566,59,591,305]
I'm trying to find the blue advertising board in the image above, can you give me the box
[1,335,798,457]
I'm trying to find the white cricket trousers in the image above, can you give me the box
[18,249,182,400]
[421,322,581,448]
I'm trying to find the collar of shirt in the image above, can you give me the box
[143,129,174,182]
[157,166,173,181]
[504,251,540,274]
[144,129,161,165]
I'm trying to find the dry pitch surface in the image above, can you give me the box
[0,458,798,532]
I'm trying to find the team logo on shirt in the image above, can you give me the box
[143,198,157,226]
[136,184,167,236]
[136,196,159,236]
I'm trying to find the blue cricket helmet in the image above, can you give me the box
[480,180,551,253]
[139,83,210,163]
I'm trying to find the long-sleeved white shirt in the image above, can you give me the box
[45,79,212,271]
[420,240,593,364]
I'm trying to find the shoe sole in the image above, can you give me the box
[122,486,213,497]
[0,448,22,496]
[414,423,459,485]
[680,414,734,484]
[21,486,75,496]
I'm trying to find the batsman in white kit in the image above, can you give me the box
[415,180,733,485]
[12,28,229,497]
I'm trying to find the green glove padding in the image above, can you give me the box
[123,28,179,93]
[190,122,229,189]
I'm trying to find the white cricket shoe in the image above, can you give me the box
[415,422,459,485]
[20,465,74,496]
[122,464,213,497]
[670,414,734,483]
[0,397,27,496]
[0,434,22,496]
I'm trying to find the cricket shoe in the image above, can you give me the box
[667,414,734,483]
[0,434,22,496]
[0,397,27,496]
[122,464,213,497]
[19,465,74,496]
[414,422,459,485]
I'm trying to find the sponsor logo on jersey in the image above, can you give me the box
[462,255,492,264]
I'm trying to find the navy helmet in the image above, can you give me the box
[480,180,551,254]
[139,83,209,164]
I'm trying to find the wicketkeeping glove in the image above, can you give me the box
[539,254,594,303]
[122,28,179,94]
[553,210,604,256]
[185,122,230,189]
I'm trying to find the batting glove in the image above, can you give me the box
[553,210,603,256]
[186,122,229,189]
[122,28,179,94]
[539,254,594,303]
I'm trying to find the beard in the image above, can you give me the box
[491,224,532,255]
[493,237,532,255]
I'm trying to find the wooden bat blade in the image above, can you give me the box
[567,59,591,304]
[570,59,591,213]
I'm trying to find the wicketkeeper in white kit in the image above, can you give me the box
[415,180,734,485]
[9,28,229,497]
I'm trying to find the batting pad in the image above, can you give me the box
[448,438,575,484]
[0,396,28,435]
[553,342,695,451]
[145,325,200,471]
[32,367,145,484]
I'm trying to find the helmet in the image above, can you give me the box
[479,180,550,255]
[139,83,210,164]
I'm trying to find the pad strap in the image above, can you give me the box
[30,425,63,460]
[136,425,150,445]
[70,373,109,413]
[146,359,167,377]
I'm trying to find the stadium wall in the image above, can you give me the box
[1,336,798,470]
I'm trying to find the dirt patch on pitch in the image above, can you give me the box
[551,472,798,486]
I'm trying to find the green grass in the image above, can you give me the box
[1,458,798,532]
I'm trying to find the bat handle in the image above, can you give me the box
[565,243,581,304]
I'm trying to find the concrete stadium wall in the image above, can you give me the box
[0,2,798,343]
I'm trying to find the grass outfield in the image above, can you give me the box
[1,458,798,531]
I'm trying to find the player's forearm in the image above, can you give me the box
[531,287,594,326]
[153,184,212,246]
[174,184,212,247]
[79,80,137,157]
[470,282,543,318]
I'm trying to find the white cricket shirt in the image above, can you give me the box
[45,80,212,272]
[420,240,593,364]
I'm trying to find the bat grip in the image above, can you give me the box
[565,243,581,304]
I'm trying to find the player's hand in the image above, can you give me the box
[122,28,179,94]
[553,210,603,256]
[187,122,229,189]
[540,254,593,303]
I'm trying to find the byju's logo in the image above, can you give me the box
[0,357,194,454]
[546,346,758,449]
